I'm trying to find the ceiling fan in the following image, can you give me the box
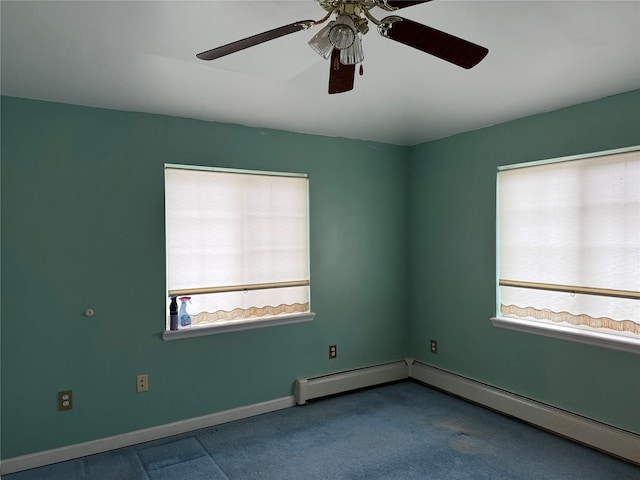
[196,0,488,94]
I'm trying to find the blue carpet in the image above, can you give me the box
[4,381,639,479]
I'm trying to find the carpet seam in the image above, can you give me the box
[132,449,153,480]
[194,435,232,480]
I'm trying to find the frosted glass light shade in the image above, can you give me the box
[308,23,333,60]
[340,34,364,64]
[329,15,356,50]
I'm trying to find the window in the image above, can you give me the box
[491,147,640,354]
[163,165,314,339]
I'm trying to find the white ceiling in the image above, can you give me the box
[2,1,639,146]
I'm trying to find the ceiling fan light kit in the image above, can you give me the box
[196,0,488,94]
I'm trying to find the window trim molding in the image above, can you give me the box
[164,163,308,179]
[162,312,315,341]
[497,145,639,172]
[490,316,640,355]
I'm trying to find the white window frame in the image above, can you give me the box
[163,164,314,341]
[490,146,640,355]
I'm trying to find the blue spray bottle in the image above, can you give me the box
[178,296,192,328]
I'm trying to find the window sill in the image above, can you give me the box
[163,312,315,341]
[490,316,640,355]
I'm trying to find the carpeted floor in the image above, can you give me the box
[5,381,639,479]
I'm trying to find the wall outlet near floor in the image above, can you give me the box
[58,390,73,411]
[430,339,438,354]
[329,344,337,359]
[136,374,149,393]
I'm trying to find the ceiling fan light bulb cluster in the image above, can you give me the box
[329,15,356,50]
[307,22,334,59]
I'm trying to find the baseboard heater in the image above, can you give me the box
[408,359,639,465]
[295,359,409,405]
[295,358,639,465]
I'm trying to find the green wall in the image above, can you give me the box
[0,97,409,459]
[408,89,640,433]
[2,90,639,460]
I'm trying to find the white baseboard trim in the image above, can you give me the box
[407,359,640,465]
[0,395,295,475]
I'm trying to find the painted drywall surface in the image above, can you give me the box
[407,89,640,433]
[0,97,410,459]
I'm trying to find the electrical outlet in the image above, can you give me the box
[430,339,438,354]
[329,344,337,359]
[58,390,73,411]
[136,374,149,393]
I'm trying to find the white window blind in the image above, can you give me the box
[165,165,310,328]
[497,148,640,339]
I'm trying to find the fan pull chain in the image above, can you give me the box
[359,64,364,76]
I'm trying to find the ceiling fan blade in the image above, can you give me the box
[377,1,433,10]
[379,16,488,69]
[328,49,355,94]
[196,20,315,61]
